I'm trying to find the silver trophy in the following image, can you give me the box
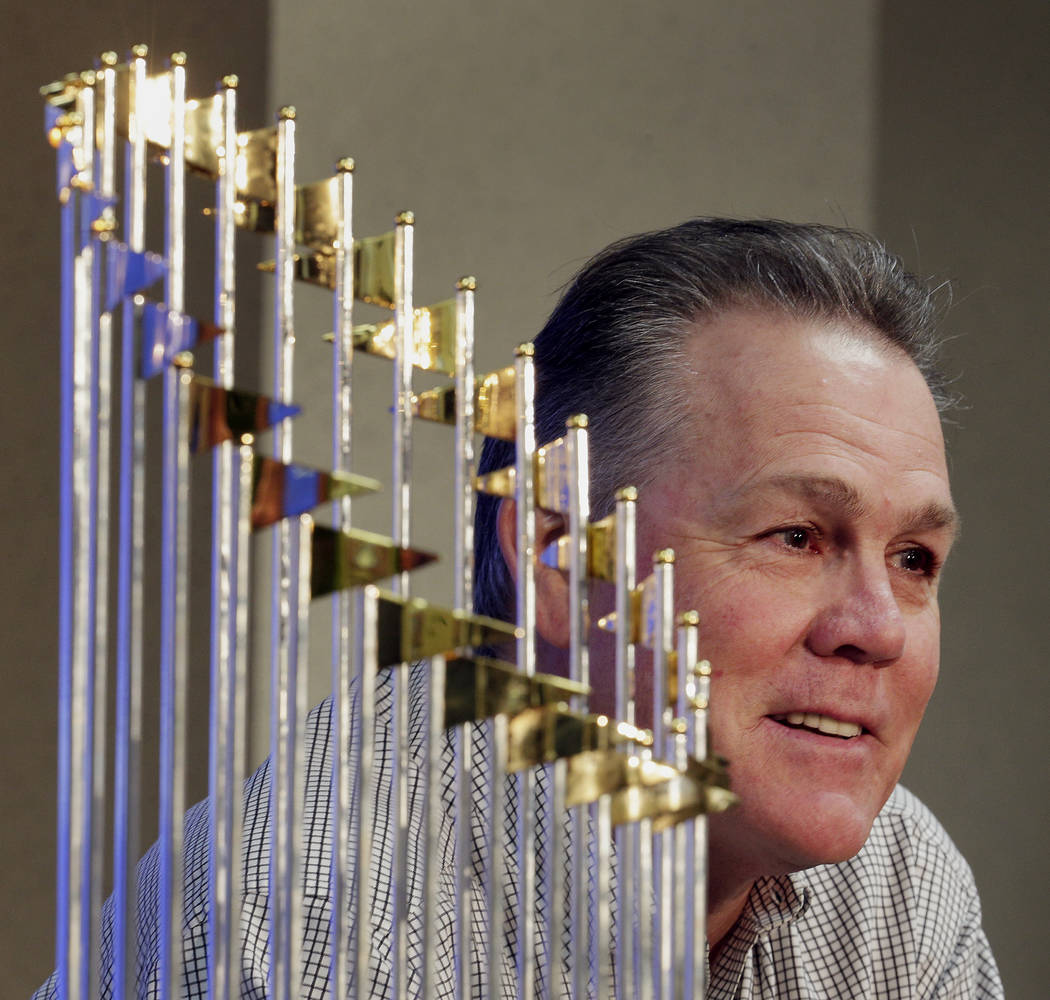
[42,46,734,1000]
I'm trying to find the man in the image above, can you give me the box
[36,218,1003,998]
[474,218,1002,996]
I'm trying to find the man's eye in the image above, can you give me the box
[775,527,815,550]
[894,546,935,575]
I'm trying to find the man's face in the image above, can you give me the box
[635,308,956,887]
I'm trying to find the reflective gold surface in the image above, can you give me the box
[188,378,300,452]
[351,298,456,374]
[442,656,588,728]
[540,514,617,580]
[353,230,396,307]
[368,591,521,666]
[609,756,737,832]
[249,456,381,530]
[258,251,335,289]
[412,362,518,441]
[295,176,339,250]
[474,363,517,440]
[309,526,438,598]
[129,73,278,199]
[535,435,571,513]
[598,573,657,647]
[260,230,396,304]
[505,706,646,772]
[473,464,516,498]
[561,749,733,822]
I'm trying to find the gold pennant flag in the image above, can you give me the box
[227,174,340,247]
[310,526,437,598]
[475,364,518,440]
[609,755,738,832]
[353,229,396,307]
[442,655,588,727]
[473,465,516,499]
[188,378,300,453]
[565,749,675,811]
[129,72,277,201]
[505,705,649,772]
[294,175,339,250]
[413,363,518,441]
[249,456,380,530]
[259,229,396,305]
[598,573,657,647]
[368,592,521,667]
[258,251,335,289]
[473,439,576,507]
[539,513,617,580]
[351,298,456,374]
[536,435,571,512]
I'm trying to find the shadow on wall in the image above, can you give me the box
[875,1,1050,997]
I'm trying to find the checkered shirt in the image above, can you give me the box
[34,661,1002,998]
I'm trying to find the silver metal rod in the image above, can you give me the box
[613,487,638,996]
[355,586,380,993]
[453,278,476,611]
[452,277,477,1000]
[55,149,74,995]
[89,52,117,1000]
[158,55,188,1000]
[675,614,700,999]
[391,212,415,580]
[294,516,313,991]
[60,73,96,1000]
[71,245,93,1000]
[566,415,591,1000]
[390,212,415,998]
[596,796,614,998]
[393,660,411,999]
[549,759,567,999]
[637,812,655,1000]
[513,344,538,994]
[652,550,675,1000]
[112,46,148,1000]
[232,441,254,996]
[488,713,509,1000]
[269,105,300,1000]
[422,654,447,997]
[691,656,713,1000]
[330,156,355,1000]
[208,71,241,1000]
[455,722,474,998]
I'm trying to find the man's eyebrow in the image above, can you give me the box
[760,475,867,517]
[902,499,962,540]
[739,474,961,539]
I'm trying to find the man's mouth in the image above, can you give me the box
[770,712,863,739]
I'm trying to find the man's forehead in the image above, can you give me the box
[675,309,945,441]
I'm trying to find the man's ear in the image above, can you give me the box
[495,498,571,648]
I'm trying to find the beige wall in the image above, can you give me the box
[2,1,1044,996]
[265,0,880,719]
[875,2,1049,993]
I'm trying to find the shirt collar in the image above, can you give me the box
[744,871,810,936]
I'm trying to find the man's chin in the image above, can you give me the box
[710,791,881,882]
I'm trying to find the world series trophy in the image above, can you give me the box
[41,46,735,1000]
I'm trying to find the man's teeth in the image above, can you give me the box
[779,712,862,739]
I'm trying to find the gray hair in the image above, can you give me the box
[474,217,949,621]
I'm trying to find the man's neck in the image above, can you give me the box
[707,882,752,958]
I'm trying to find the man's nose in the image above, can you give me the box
[805,556,907,665]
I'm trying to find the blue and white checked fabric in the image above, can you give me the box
[34,660,1002,998]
